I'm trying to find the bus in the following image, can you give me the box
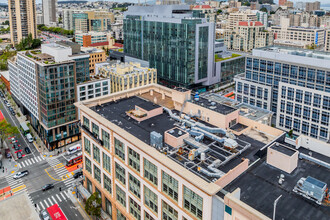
[66,152,82,167]
[20,122,30,135]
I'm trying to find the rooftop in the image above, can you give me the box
[222,136,330,220]
[190,96,237,115]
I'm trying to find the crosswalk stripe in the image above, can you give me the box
[48,197,53,206]
[43,199,49,208]
[64,191,69,197]
[51,196,57,204]
[56,194,62,202]
[31,158,35,163]
[60,192,66,200]
[26,160,31,166]
[39,201,45,210]
[18,164,21,168]
[35,157,40,162]
[21,162,25,168]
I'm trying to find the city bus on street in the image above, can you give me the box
[66,152,82,167]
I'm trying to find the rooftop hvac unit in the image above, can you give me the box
[150,131,163,150]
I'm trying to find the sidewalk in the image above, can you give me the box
[67,187,90,220]
[0,141,18,178]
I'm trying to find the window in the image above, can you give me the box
[84,137,91,154]
[85,157,92,174]
[299,67,306,80]
[303,107,311,120]
[105,198,112,218]
[103,152,111,173]
[304,92,312,105]
[279,115,284,127]
[294,104,302,118]
[253,59,259,71]
[92,122,99,138]
[93,144,100,163]
[307,68,315,82]
[144,159,158,186]
[104,174,112,194]
[94,165,101,183]
[293,119,301,132]
[145,211,155,220]
[287,88,294,101]
[128,147,140,172]
[313,94,321,108]
[115,162,126,185]
[302,122,309,135]
[285,116,292,129]
[286,102,293,115]
[115,138,125,161]
[145,186,158,214]
[295,90,303,103]
[312,109,320,123]
[117,208,126,220]
[162,201,178,220]
[183,186,203,220]
[162,171,178,202]
[129,198,141,220]
[129,174,141,198]
[320,127,328,139]
[116,185,126,208]
[321,111,329,126]
[323,96,330,110]
[310,124,318,138]
[102,129,110,150]
[83,116,90,129]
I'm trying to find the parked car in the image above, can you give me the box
[4,100,7,104]
[13,142,19,150]
[42,184,54,191]
[11,137,16,143]
[5,149,11,158]
[13,170,29,179]
[40,210,50,220]
[73,171,83,179]
[6,103,10,107]
[17,151,22,159]
[24,147,31,154]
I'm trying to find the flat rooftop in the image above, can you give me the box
[270,142,296,156]
[190,96,237,115]
[222,137,330,220]
[90,95,271,182]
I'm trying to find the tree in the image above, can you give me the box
[260,7,268,13]
[15,33,41,51]
[0,120,19,149]
[217,9,222,15]
[288,129,293,138]
[85,192,102,219]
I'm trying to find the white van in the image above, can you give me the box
[67,144,81,155]
[26,133,33,143]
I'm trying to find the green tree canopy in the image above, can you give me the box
[0,120,19,149]
[15,33,41,51]
[85,192,102,219]
[37,24,73,36]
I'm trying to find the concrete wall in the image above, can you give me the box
[212,195,225,220]
[215,159,249,188]
[164,128,189,148]
[296,135,330,157]
[266,146,298,174]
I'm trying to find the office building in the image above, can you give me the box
[73,11,114,33]
[80,47,106,75]
[305,1,320,12]
[235,46,330,142]
[75,32,111,47]
[77,83,291,220]
[8,0,37,44]
[271,25,325,47]
[124,5,215,88]
[8,43,88,150]
[224,21,274,52]
[77,78,110,101]
[42,0,56,26]
[97,62,157,93]
[63,9,80,30]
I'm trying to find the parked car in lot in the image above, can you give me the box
[24,147,31,154]
[42,184,54,191]
[73,171,83,179]
[17,151,22,159]
[13,170,29,179]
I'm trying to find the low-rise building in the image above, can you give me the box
[97,62,157,93]
[325,30,330,52]
[77,77,110,101]
[80,47,106,75]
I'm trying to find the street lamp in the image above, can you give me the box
[273,195,282,220]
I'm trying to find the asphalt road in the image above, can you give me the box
[0,94,83,219]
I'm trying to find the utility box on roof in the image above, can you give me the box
[267,142,298,174]
[150,131,163,149]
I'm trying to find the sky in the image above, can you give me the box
[1,0,330,6]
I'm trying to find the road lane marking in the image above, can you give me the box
[11,184,26,193]
[39,201,45,210]
[48,197,53,206]
[56,194,62,202]
[60,192,66,200]
[26,160,31,166]
[18,164,21,168]
[51,196,57,204]
[44,199,49,208]
[11,171,14,174]
[31,158,35,163]
[44,168,62,181]
[64,191,69,197]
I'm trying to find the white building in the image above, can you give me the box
[42,0,57,26]
[77,78,110,101]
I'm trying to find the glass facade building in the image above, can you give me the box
[124,5,215,88]
[235,46,330,142]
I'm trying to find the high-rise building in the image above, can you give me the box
[279,0,287,6]
[8,43,90,150]
[73,11,114,33]
[227,10,257,30]
[8,0,37,44]
[235,46,330,142]
[42,0,57,26]
[305,1,320,12]
[124,5,215,88]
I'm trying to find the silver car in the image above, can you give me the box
[13,170,29,179]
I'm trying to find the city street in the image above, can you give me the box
[0,95,84,219]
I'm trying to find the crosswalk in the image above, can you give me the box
[5,173,26,194]
[47,158,76,187]
[18,156,45,168]
[28,190,71,211]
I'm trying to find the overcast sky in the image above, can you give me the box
[0,0,330,6]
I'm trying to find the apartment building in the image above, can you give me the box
[235,46,330,142]
[8,43,88,150]
[325,30,330,52]
[306,1,320,12]
[73,11,114,33]
[227,10,257,30]
[8,0,37,44]
[97,62,157,93]
[42,0,56,26]
[124,5,215,88]
[271,25,325,46]
[77,78,110,101]
[224,21,274,52]
[76,83,289,220]
[80,47,106,75]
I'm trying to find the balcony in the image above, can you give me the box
[80,124,103,146]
